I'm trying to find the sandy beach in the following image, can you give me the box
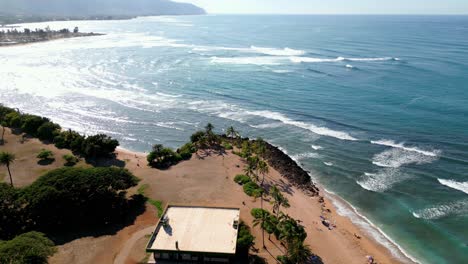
[1,128,411,264]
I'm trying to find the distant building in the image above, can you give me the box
[146,205,240,263]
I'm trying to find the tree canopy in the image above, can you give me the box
[0,231,56,264]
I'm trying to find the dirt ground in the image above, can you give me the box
[0,128,408,264]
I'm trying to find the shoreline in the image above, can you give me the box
[0,32,104,47]
[116,142,417,264]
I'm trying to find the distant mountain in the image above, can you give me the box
[0,0,206,17]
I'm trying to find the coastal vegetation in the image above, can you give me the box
[0,167,142,241]
[0,105,119,159]
[0,27,102,47]
[62,154,79,166]
[0,151,15,186]
[0,231,56,264]
[37,149,54,163]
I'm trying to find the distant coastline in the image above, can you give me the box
[0,28,103,47]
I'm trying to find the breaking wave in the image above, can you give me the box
[311,145,323,150]
[357,169,412,192]
[372,148,438,168]
[371,139,440,157]
[290,152,319,162]
[246,110,358,141]
[412,199,468,220]
[438,179,468,195]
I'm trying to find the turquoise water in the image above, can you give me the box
[1,15,467,263]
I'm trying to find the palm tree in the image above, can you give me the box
[243,163,257,181]
[226,126,237,138]
[257,160,269,213]
[287,241,312,264]
[252,209,269,249]
[271,185,290,217]
[0,151,16,187]
[205,123,214,134]
[257,160,269,186]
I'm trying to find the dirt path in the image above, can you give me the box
[113,226,155,264]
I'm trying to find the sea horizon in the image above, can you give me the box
[1,14,467,263]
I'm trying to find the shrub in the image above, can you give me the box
[177,142,196,160]
[37,122,61,141]
[236,222,255,251]
[82,134,119,158]
[0,183,25,240]
[4,112,21,128]
[147,145,182,168]
[0,231,56,264]
[222,141,233,150]
[36,149,54,161]
[21,115,48,136]
[234,174,251,185]
[190,131,205,143]
[63,154,79,166]
[243,181,263,198]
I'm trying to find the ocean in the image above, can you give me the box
[1,15,467,263]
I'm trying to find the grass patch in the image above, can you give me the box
[137,183,149,195]
[136,183,164,217]
[148,199,164,218]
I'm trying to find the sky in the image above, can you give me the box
[176,0,468,14]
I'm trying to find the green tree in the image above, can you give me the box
[251,208,270,249]
[21,167,139,230]
[147,144,181,168]
[205,123,214,134]
[0,183,25,239]
[0,231,56,264]
[270,185,290,217]
[37,121,61,141]
[226,126,239,139]
[277,214,307,247]
[82,134,119,158]
[236,222,255,254]
[286,241,312,264]
[0,152,15,187]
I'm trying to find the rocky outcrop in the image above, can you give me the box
[262,142,320,196]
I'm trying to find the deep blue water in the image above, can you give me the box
[1,15,467,263]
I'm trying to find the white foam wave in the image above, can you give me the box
[412,199,468,220]
[250,46,305,56]
[311,145,323,150]
[211,56,395,66]
[246,110,358,141]
[357,169,411,192]
[324,162,333,166]
[271,69,293,73]
[346,57,394,61]
[438,179,468,195]
[371,139,439,157]
[290,152,319,162]
[372,148,438,168]
[210,56,283,65]
[345,64,354,69]
[326,191,420,263]
[249,123,283,129]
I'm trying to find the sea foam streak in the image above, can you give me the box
[311,145,323,150]
[357,169,411,192]
[290,152,319,161]
[371,139,439,157]
[372,148,438,168]
[438,179,468,195]
[246,110,357,141]
[412,199,468,220]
